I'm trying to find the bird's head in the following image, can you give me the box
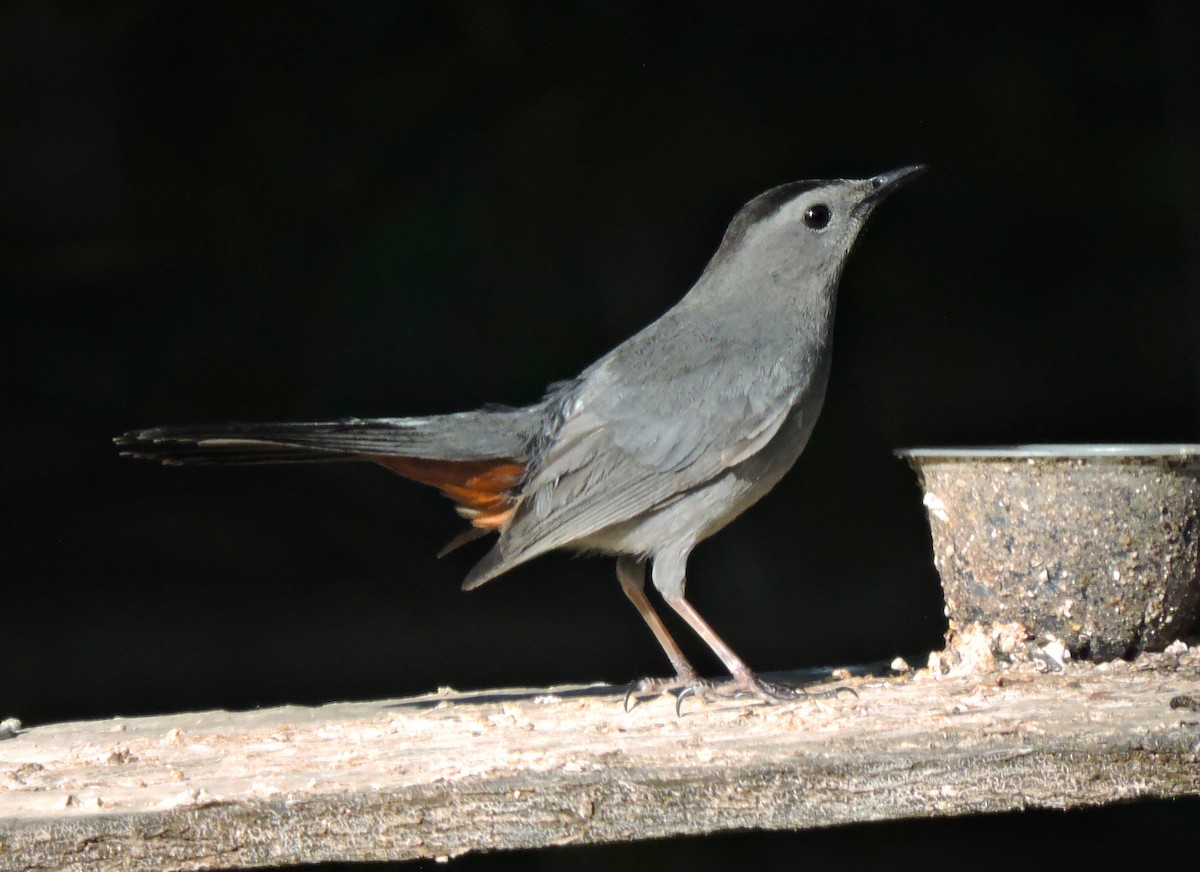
[702,165,925,290]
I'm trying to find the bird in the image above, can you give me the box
[117,166,923,706]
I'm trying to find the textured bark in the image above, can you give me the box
[2,651,1199,871]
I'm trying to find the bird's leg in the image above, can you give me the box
[660,594,857,714]
[645,552,848,713]
[658,591,808,705]
[616,556,700,710]
[616,556,698,683]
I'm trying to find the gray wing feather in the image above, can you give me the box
[478,345,799,576]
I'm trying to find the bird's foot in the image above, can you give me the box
[679,672,857,715]
[625,671,856,716]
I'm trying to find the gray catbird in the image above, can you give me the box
[118,166,923,703]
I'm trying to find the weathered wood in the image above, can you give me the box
[2,648,1199,871]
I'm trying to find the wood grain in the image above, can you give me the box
[2,650,1198,870]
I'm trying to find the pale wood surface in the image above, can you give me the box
[2,648,1199,871]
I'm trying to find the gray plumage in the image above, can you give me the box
[120,409,543,464]
[118,166,923,698]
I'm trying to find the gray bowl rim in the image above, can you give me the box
[895,443,1200,459]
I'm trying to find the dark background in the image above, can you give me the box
[3,1,1198,869]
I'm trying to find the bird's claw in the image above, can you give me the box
[622,684,641,713]
[672,684,700,717]
[623,675,701,712]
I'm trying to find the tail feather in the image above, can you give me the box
[115,408,541,465]
[117,407,544,537]
[115,431,361,466]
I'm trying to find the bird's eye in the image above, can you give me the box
[803,204,831,229]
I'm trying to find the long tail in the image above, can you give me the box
[116,407,542,536]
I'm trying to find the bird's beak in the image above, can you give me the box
[863,164,926,205]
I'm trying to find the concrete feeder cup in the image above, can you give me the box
[897,445,1200,660]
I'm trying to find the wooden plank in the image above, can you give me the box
[2,648,1199,871]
